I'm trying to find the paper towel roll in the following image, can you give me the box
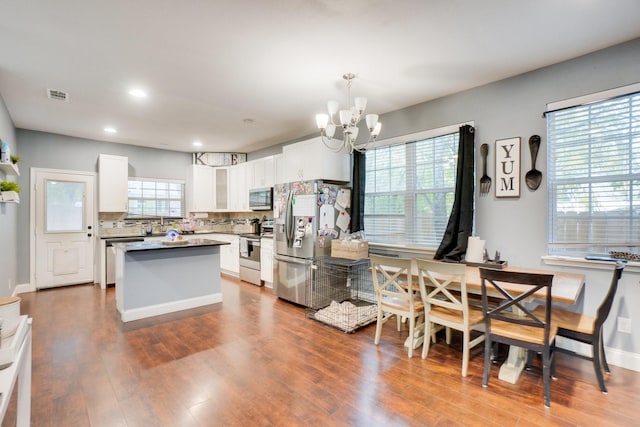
[466,236,486,263]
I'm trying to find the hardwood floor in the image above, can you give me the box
[3,275,640,426]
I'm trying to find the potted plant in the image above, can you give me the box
[10,155,20,165]
[0,181,21,202]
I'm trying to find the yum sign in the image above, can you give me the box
[495,137,521,198]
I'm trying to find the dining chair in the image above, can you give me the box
[370,255,424,357]
[416,259,484,377]
[479,268,556,407]
[534,261,625,394]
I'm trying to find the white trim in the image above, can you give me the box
[118,293,223,322]
[546,82,640,112]
[556,336,640,373]
[371,121,474,149]
[542,255,640,273]
[128,176,185,185]
[13,283,35,295]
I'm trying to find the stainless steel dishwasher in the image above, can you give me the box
[105,237,145,285]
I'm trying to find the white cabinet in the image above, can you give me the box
[186,165,215,213]
[281,136,350,183]
[260,237,273,286]
[228,163,251,212]
[177,233,239,275]
[214,167,229,211]
[98,154,128,212]
[212,234,239,275]
[250,156,275,189]
[274,153,284,186]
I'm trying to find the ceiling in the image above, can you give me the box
[1,1,640,154]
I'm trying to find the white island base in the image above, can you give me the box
[115,240,226,322]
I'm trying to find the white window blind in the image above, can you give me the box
[127,178,185,218]
[364,132,458,248]
[547,91,640,257]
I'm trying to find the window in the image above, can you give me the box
[364,130,459,248]
[127,177,185,218]
[547,90,640,257]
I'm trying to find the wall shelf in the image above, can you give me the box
[0,162,20,176]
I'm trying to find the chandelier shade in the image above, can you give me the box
[316,73,382,153]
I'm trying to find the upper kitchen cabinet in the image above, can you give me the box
[273,154,284,187]
[214,167,229,211]
[186,164,215,213]
[228,163,251,212]
[281,136,350,183]
[250,156,275,190]
[98,154,128,212]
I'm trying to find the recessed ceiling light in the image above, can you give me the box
[104,127,117,133]
[193,141,203,147]
[129,89,147,98]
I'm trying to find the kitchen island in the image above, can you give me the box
[114,238,229,322]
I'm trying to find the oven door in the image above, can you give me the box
[239,237,261,269]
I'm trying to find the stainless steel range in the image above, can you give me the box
[239,233,262,286]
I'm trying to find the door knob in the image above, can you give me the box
[88,233,92,237]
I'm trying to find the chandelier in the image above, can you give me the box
[315,73,382,153]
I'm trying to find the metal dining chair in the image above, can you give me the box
[535,261,625,394]
[479,268,556,407]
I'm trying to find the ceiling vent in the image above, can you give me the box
[47,88,69,102]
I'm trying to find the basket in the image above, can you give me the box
[331,240,369,260]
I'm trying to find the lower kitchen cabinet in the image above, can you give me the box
[206,234,239,275]
[260,237,273,286]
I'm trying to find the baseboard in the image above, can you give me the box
[556,336,640,372]
[118,293,223,322]
[13,283,35,295]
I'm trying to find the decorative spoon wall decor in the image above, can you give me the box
[525,135,542,190]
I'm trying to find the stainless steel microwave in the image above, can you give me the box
[249,187,273,211]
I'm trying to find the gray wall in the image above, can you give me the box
[376,38,640,356]
[15,130,191,286]
[0,94,18,297]
[8,38,640,361]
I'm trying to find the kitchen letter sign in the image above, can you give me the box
[495,137,521,198]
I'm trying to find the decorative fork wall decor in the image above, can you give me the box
[479,143,491,196]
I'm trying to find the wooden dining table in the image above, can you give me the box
[406,262,585,384]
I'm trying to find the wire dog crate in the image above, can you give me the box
[307,257,377,333]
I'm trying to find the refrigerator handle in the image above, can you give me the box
[285,190,294,247]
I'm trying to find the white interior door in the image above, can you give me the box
[34,170,95,289]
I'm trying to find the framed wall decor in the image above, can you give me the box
[495,137,521,198]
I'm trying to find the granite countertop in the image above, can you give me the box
[100,230,248,239]
[114,238,230,252]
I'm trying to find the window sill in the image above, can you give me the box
[542,255,640,273]
[368,242,436,259]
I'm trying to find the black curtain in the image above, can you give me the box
[434,125,475,261]
[350,151,366,233]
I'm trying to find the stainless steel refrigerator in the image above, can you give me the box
[273,180,346,306]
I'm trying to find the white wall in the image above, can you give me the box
[377,38,640,364]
